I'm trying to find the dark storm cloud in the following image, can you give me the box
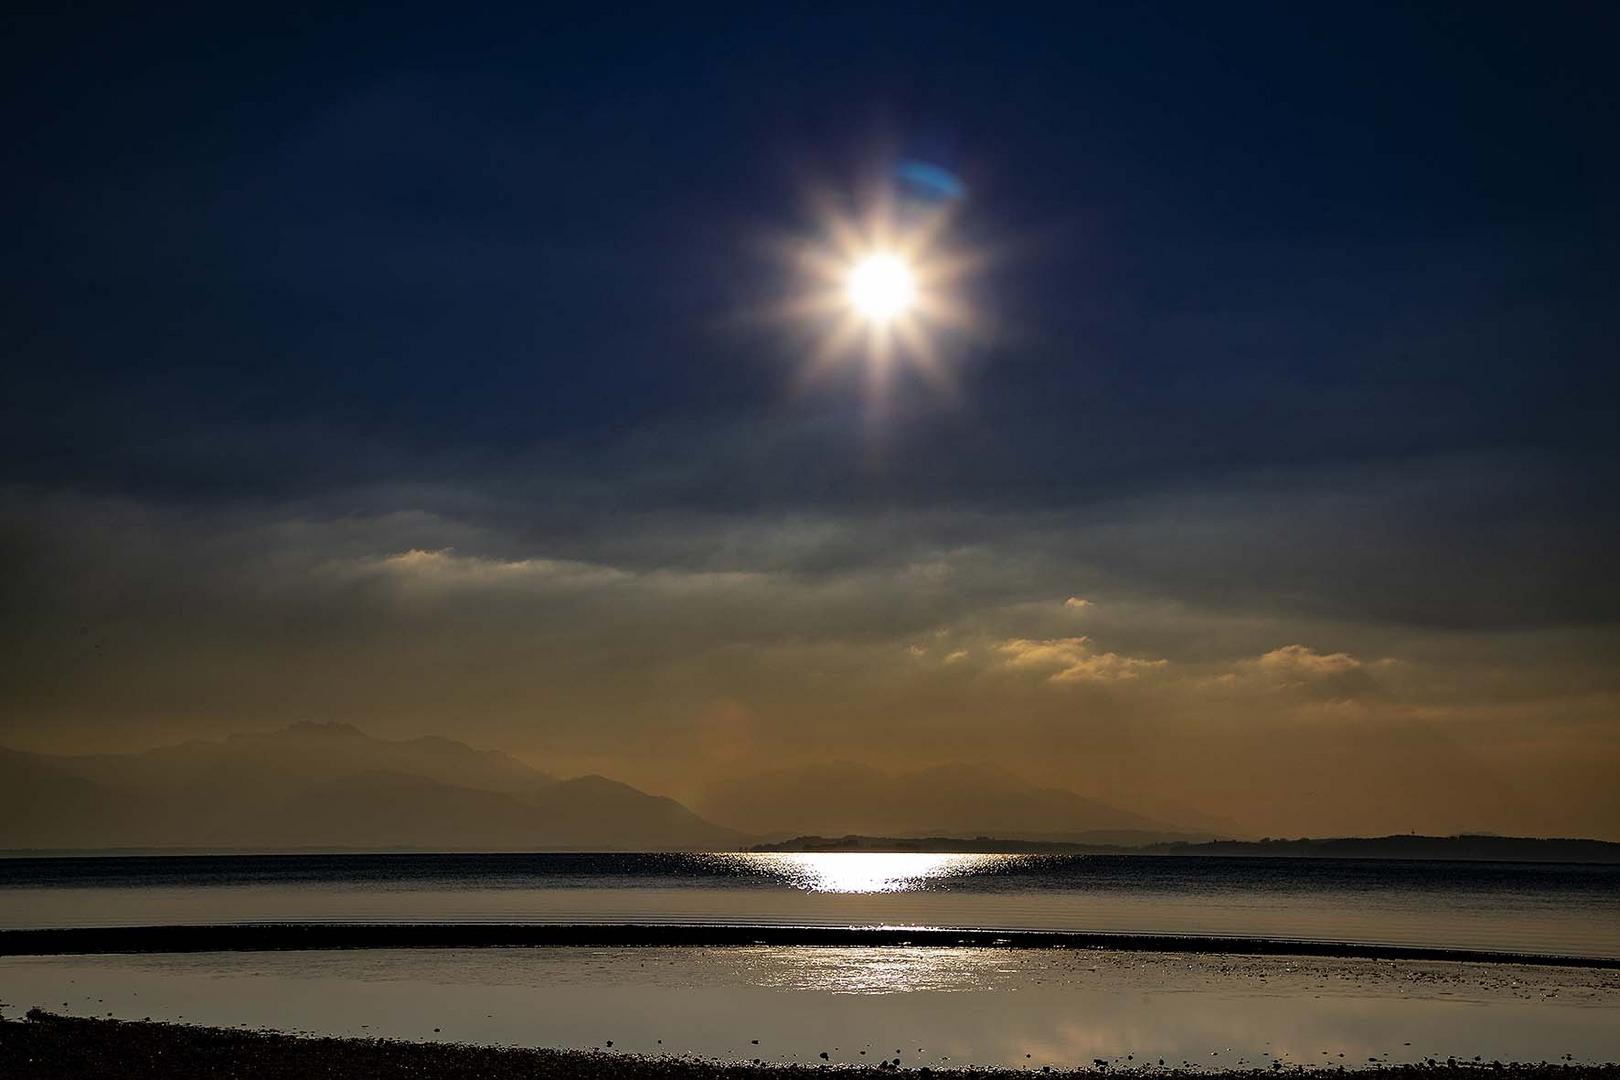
[5,477,1617,837]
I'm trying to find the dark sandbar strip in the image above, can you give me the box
[2,923,1616,968]
[2,1012,1615,1080]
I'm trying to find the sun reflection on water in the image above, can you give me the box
[745,946,1003,994]
[728,853,1014,893]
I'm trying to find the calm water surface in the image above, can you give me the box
[2,853,1617,958]
[3,947,1618,1069]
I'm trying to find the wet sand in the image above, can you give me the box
[6,944,1617,1069]
[3,1011,1617,1080]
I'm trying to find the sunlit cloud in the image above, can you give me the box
[1256,644,1363,675]
[365,548,629,590]
[1220,644,1386,703]
[997,636,1168,683]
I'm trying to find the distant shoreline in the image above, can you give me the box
[748,834,1620,863]
[2,923,1616,968]
[2,832,1617,863]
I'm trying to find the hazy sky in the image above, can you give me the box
[3,4,1617,838]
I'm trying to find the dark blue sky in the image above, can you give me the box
[7,3,1615,499]
[3,3,1617,835]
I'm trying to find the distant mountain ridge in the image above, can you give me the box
[696,760,1217,842]
[8,725,1612,858]
[0,724,740,852]
[61,721,555,797]
[0,725,1225,853]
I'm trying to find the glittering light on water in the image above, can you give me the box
[730,852,1013,893]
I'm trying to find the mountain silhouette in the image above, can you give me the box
[61,721,555,796]
[0,724,740,852]
[695,761,1209,841]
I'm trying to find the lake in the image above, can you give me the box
[3,852,1618,1069]
[1,852,1616,958]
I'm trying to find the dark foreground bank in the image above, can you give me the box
[3,1012,1616,1080]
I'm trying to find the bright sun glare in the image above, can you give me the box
[765,164,980,400]
[847,253,916,323]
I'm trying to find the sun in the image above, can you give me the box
[846,253,917,323]
[755,162,983,403]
